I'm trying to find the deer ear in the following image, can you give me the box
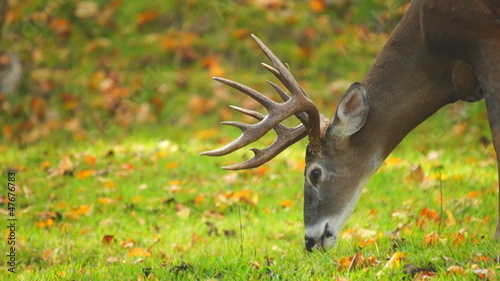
[327,82,369,139]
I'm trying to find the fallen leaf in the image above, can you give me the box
[121,240,135,248]
[50,18,71,37]
[280,200,293,208]
[165,162,178,169]
[137,11,159,27]
[445,210,456,226]
[445,265,465,276]
[466,191,481,198]
[98,197,114,204]
[310,0,326,13]
[84,155,97,166]
[106,256,119,264]
[76,169,95,179]
[405,165,425,183]
[42,249,52,261]
[377,252,405,276]
[414,271,438,280]
[128,248,151,257]
[473,268,496,280]
[424,233,440,246]
[452,232,466,246]
[194,195,205,205]
[102,235,114,244]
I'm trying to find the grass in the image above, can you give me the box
[1,0,499,280]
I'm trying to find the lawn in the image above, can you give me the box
[1,0,498,280]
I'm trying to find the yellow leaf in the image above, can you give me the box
[446,210,456,226]
[176,207,190,219]
[385,157,403,166]
[98,197,114,204]
[104,180,115,189]
[385,252,405,269]
[424,233,440,246]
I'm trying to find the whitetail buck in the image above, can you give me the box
[202,0,500,251]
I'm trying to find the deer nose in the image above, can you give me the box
[305,236,316,252]
[305,225,335,252]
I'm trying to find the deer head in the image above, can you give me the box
[202,35,376,251]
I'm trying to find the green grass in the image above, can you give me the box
[1,0,499,280]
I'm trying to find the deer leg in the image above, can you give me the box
[478,66,500,239]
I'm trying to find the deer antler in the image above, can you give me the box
[201,34,329,170]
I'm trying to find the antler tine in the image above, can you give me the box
[225,106,307,170]
[251,34,323,143]
[252,34,309,100]
[201,34,328,169]
[223,125,307,170]
[267,80,309,125]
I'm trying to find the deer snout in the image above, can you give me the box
[305,223,335,252]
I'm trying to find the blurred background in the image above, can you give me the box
[0,0,409,147]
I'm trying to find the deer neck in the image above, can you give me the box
[354,5,458,163]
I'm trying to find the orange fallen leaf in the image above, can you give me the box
[128,247,151,257]
[137,11,159,27]
[446,265,465,276]
[452,233,466,246]
[50,18,71,37]
[280,200,293,208]
[84,155,96,166]
[76,169,95,179]
[420,208,441,222]
[310,0,326,13]
[472,256,492,263]
[122,163,135,170]
[2,125,13,139]
[166,162,178,169]
[41,249,53,261]
[30,96,45,117]
[466,191,481,198]
[194,195,205,205]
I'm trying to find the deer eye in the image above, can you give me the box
[309,168,322,186]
